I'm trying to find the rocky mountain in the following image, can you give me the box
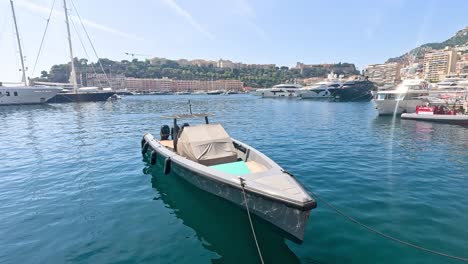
[386,27,468,64]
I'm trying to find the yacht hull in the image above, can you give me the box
[300,88,335,99]
[260,90,299,98]
[331,87,373,102]
[47,92,115,103]
[374,99,423,115]
[0,86,61,105]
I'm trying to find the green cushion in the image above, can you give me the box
[210,161,251,175]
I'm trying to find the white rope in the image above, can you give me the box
[239,177,265,264]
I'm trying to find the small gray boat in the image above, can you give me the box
[141,113,316,242]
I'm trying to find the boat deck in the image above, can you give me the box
[160,140,174,150]
[158,139,268,173]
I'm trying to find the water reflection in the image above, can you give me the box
[144,163,300,264]
[0,103,57,115]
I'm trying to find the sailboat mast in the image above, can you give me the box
[10,0,27,86]
[63,0,78,91]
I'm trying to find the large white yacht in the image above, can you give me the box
[374,78,467,115]
[0,84,62,105]
[256,84,302,98]
[436,76,468,91]
[374,79,430,115]
[0,1,62,106]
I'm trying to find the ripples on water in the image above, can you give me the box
[0,95,467,264]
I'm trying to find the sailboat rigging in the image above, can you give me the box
[0,0,62,105]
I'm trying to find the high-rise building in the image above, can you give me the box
[423,48,458,82]
[364,63,401,85]
[455,54,468,74]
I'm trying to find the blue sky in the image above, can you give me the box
[0,0,467,82]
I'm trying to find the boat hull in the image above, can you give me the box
[300,88,335,99]
[374,99,423,115]
[0,86,61,105]
[47,92,115,103]
[401,113,468,125]
[331,87,373,102]
[330,80,375,102]
[260,90,300,98]
[143,135,312,242]
[170,160,310,242]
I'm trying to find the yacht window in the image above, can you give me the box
[377,94,387,100]
[14,91,18,96]
[6,91,10,96]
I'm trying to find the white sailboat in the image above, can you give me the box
[0,0,62,106]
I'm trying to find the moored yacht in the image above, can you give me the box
[374,79,430,115]
[299,81,342,99]
[374,78,467,115]
[0,1,62,106]
[258,84,302,98]
[38,0,115,103]
[0,84,62,105]
[330,78,376,102]
[299,72,342,99]
[206,90,223,95]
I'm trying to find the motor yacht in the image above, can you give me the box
[299,81,342,99]
[257,84,302,98]
[141,113,316,242]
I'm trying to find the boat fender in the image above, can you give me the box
[150,150,158,165]
[142,142,149,155]
[164,157,171,175]
[141,137,146,148]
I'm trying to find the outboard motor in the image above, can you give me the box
[160,125,170,140]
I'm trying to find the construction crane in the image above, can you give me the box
[124,52,152,59]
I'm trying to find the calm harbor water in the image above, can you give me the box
[1,95,467,264]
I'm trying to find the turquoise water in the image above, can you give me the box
[0,95,467,264]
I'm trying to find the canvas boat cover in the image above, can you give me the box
[177,124,238,166]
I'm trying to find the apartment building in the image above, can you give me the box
[364,63,401,85]
[85,73,125,89]
[423,48,458,82]
[123,78,244,93]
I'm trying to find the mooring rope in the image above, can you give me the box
[239,177,265,264]
[309,191,468,262]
